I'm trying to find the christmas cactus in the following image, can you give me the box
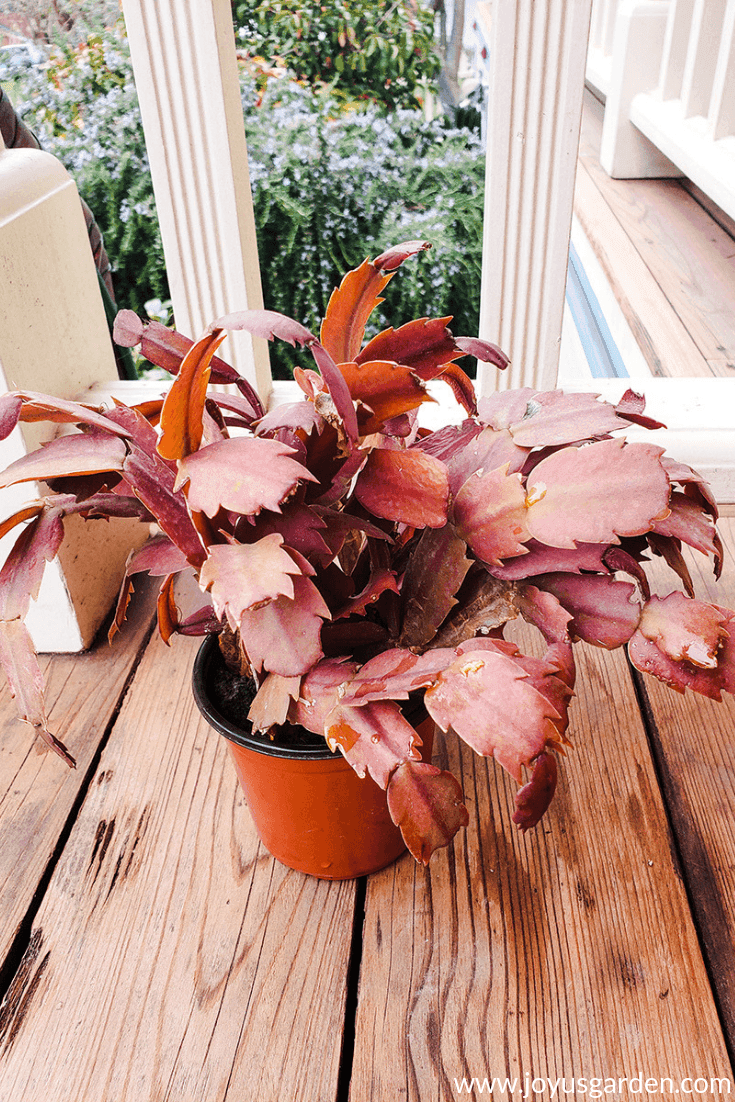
[0,241,732,863]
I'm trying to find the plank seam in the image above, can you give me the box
[0,607,157,1014]
[336,875,367,1102]
[627,658,735,1067]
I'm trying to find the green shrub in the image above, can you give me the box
[6,19,484,378]
[234,0,441,112]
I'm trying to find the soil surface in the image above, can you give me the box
[207,645,332,752]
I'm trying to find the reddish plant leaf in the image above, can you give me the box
[508,389,631,447]
[122,444,205,567]
[513,584,573,645]
[157,330,228,461]
[156,574,179,645]
[175,436,316,518]
[399,526,472,647]
[333,569,399,620]
[212,308,316,348]
[0,433,127,489]
[109,575,134,643]
[320,259,393,364]
[661,456,718,519]
[325,699,421,788]
[446,426,528,496]
[289,657,360,732]
[372,240,432,271]
[426,361,477,416]
[307,341,360,442]
[412,418,483,462]
[477,388,538,430]
[112,308,144,347]
[512,751,558,831]
[0,502,45,542]
[244,503,331,559]
[255,401,323,438]
[453,337,509,370]
[629,601,735,700]
[387,760,469,863]
[0,509,64,621]
[0,394,22,440]
[126,535,190,578]
[602,546,651,600]
[10,391,132,437]
[647,532,695,597]
[533,572,641,648]
[239,574,330,676]
[354,446,449,529]
[356,317,456,374]
[615,388,666,430]
[0,619,75,766]
[339,646,456,705]
[490,539,609,581]
[199,536,302,628]
[453,464,529,566]
[248,672,302,733]
[651,491,720,561]
[425,647,562,782]
[526,439,670,549]
[339,359,431,433]
[176,606,220,636]
[637,592,729,669]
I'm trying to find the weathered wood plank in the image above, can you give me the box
[574,160,715,379]
[635,516,735,1046]
[351,635,732,1098]
[0,632,356,1102]
[578,91,735,375]
[0,578,156,967]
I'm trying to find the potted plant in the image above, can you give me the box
[0,240,733,878]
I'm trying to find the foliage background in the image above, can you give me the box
[3,7,485,378]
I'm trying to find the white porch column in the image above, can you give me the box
[121,0,272,401]
[478,0,594,394]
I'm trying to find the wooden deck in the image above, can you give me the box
[2,101,735,1100]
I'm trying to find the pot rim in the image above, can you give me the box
[192,635,337,760]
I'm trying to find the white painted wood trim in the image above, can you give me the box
[630,92,735,220]
[478,0,594,396]
[599,0,682,178]
[121,0,272,401]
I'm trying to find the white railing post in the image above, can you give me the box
[121,0,272,401]
[599,0,681,177]
[478,0,594,395]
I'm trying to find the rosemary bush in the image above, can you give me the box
[5,18,484,377]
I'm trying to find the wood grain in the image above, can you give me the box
[0,633,356,1101]
[0,578,156,966]
[633,516,735,1046]
[577,90,735,377]
[574,160,715,379]
[350,635,732,1099]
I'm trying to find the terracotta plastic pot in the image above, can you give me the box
[192,636,433,880]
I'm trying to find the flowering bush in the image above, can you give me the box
[6,20,483,374]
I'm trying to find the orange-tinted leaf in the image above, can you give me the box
[0,433,127,489]
[157,330,227,461]
[248,672,302,732]
[320,259,393,364]
[354,446,449,529]
[325,698,421,787]
[356,317,456,373]
[156,574,179,645]
[339,359,431,433]
[387,760,468,863]
[431,361,477,416]
[11,391,132,436]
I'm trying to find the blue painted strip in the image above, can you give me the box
[566,240,629,378]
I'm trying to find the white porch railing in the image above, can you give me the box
[591,0,735,221]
